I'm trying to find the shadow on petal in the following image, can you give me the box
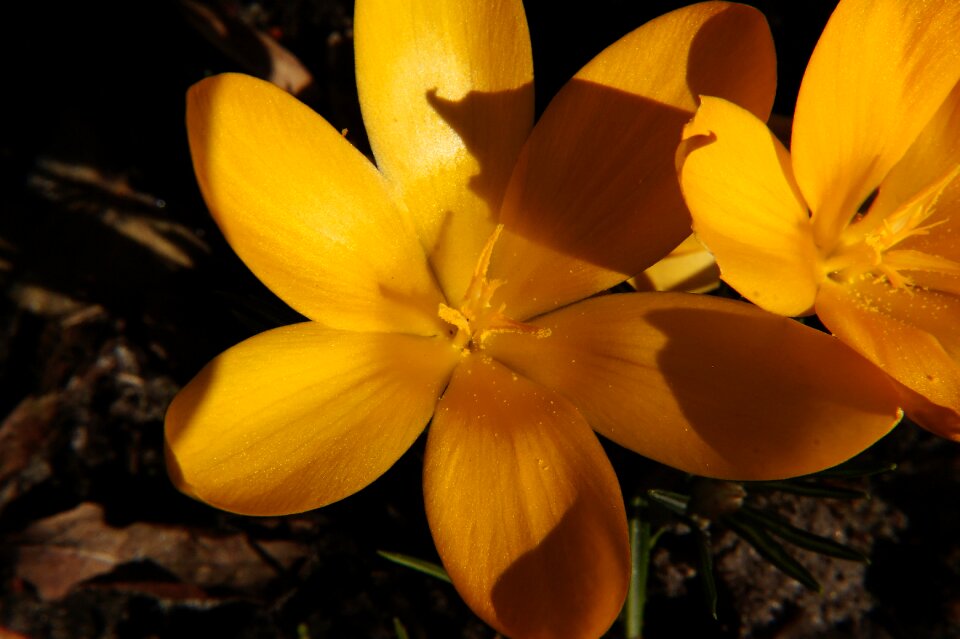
[490,494,629,639]
[685,3,776,118]
[417,2,776,318]
[391,84,534,304]
[645,303,900,479]
[487,81,695,319]
[426,84,535,215]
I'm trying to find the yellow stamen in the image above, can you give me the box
[825,164,960,289]
[438,224,551,352]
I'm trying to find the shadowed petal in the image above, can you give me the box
[424,354,629,639]
[791,0,960,248]
[165,323,458,515]
[873,85,960,284]
[355,0,533,304]
[187,73,445,335]
[818,279,960,440]
[869,81,960,225]
[491,1,777,319]
[899,176,960,299]
[486,293,902,480]
[679,96,820,316]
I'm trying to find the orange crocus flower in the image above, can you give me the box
[679,0,960,439]
[167,2,901,636]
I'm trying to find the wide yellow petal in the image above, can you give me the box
[165,323,458,515]
[354,0,533,304]
[187,73,445,336]
[679,96,820,316]
[424,354,629,639]
[486,293,902,480]
[791,0,960,248]
[817,279,960,440]
[490,1,777,319]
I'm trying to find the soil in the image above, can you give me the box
[2,1,958,638]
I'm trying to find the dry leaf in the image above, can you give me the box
[0,394,61,513]
[15,502,308,601]
[27,158,209,269]
[181,0,315,96]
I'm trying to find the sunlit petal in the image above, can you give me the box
[187,74,445,335]
[165,323,458,515]
[490,2,776,319]
[791,0,960,247]
[902,268,960,302]
[630,234,720,294]
[679,96,819,316]
[424,354,629,638]
[884,251,960,279]
[817,278,960,440]
[355,0,533,303]
[486,293,902,480]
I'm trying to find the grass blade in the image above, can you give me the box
[377,550,451,584]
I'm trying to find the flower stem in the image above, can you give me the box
[625,500,665,639]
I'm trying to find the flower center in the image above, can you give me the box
[438,224,551,352]
[823,165,960,289]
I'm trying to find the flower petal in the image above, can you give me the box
[874,88,960,284]
[791,0,960,247]
[354,0,534,303]
[424,354,629,639]
[630,234,720,294]
[486,293,902,480]
[817,279,960,440]
[165,323,458,515]
[869,80,960,224]
[490,1,776,319]
[187,73,445,335]
[679,96,820,316]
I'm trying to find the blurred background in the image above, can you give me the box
[2,1,958,637]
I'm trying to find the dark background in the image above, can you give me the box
[2,1,958,637]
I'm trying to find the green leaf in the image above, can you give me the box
[377,550,452,584]
[737,506,869,564]
[624,507,666,639]
[745,479,867,500]
[625,515,644,638]
[392,617,409,639]
[722,514,821,592]
[809,461,897,479]
[646,489,690,516]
